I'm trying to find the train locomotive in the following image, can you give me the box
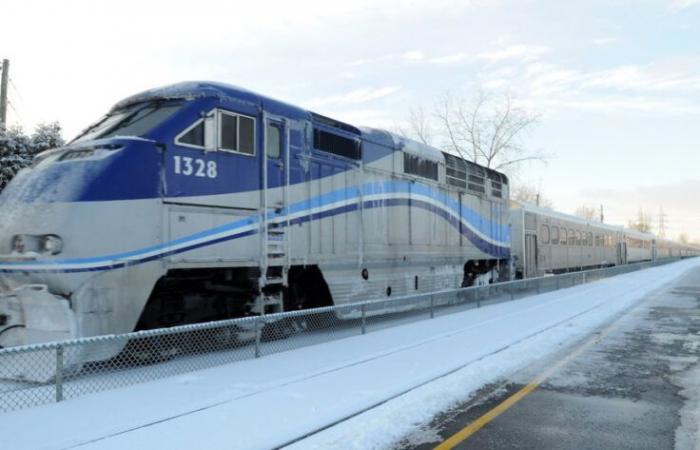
[0,81,511,353]
[0,81,697,356]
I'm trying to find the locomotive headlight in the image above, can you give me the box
[39,235,63,255]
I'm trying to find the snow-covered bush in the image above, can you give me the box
[0,122,64,192]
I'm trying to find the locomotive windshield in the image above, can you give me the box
[72,101,183,143]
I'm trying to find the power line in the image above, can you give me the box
[7,77,27,126]
[8,77,25,105]
[8,100,24,124]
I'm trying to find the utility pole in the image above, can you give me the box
[658,207,667,238]
[0,59,9,132]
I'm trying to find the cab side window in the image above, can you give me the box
[176,120,205,148]
[219,110,255,156]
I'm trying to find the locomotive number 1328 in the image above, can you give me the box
[173,155,218,179]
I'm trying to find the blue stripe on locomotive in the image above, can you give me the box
[0,180,509,273]
[0,82,510,272]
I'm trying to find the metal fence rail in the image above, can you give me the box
[0,258,683,413]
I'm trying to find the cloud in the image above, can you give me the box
[669,0,700,10]
[330,109,398,128]
[583,64,700,92]
[303,86,402,109]
[592,37,621,46]
[428,53,471,65]
[348,50,472,67]
[477,45,550,63]
[401,51,425,62]
[501,58,700,115]
[519,96,700,115]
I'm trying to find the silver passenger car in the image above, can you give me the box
[510,201,655,278]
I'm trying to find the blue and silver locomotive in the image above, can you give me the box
[0,82,511,353]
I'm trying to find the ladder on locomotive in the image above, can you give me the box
[258,113,289,315]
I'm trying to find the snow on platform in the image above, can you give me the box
[2,258,699,450]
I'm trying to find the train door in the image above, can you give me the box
[261,114,289,272]
[617,241,627,265]
[525,234,537,277]
[164,107,261,263]
[263,115,288,210]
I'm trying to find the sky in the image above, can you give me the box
[1,0,699,241]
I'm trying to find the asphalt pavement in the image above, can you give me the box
[397,265,700,450]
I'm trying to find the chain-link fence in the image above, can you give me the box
[0,258,684,413]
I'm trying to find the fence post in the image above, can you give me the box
[430,295,435,319]
[55,345,64,402]
[254,318,261,358]
[476,289,481,308]
[361,303,367,334]
[583,272,587,284]
[556,276,560,290]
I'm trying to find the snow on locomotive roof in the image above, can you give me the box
[393,134,443,161]
[360,127,443,161]
[111,81,311,120]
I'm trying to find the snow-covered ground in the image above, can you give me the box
[2,258,698,450]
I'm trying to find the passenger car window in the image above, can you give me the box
[561,228,567,246]
[551,226,559,245]
[540,224,550,244]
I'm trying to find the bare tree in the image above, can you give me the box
[406,106,432,145]
[511,184,553,208]
[575,205,598,221]
[628,208,653,233]
[678,233,690,244]
[402,89,544,173]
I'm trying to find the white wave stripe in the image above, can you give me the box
[271,191,509,247]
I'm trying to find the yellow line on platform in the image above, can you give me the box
[434,315,623,450]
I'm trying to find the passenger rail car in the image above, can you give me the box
[510,201,655,278]
[509,201,699,278]
[0,81,510,351]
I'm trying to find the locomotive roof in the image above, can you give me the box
[111,81,312,120]
[112,81,508,181]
